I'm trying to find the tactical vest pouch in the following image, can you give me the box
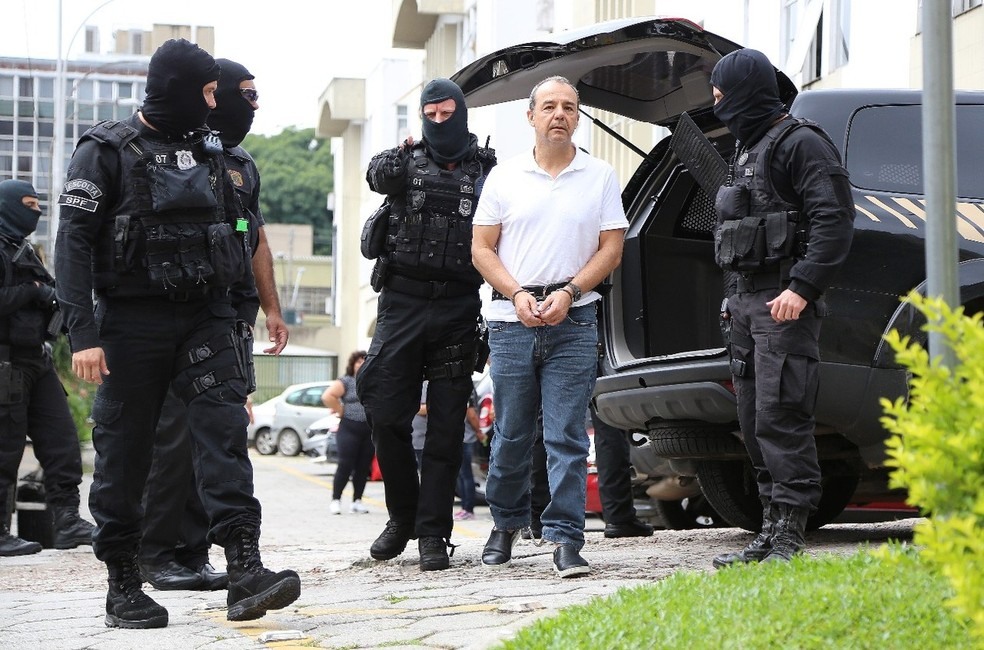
[370,257,389,292]
[145,223,210,289]
[360,200,390,260]
[392,215,423,267]
[147,163,218,212]
[0,361,24,405]
[420,216,450,269]
[764,211,800,261]
[112,215,141,272]
[207,223,247,286]
[715,217,766,270]
[715,184,749,223]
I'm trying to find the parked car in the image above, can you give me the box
[452,16,984,531]
[302,413,341,462]
[246,381,332,456]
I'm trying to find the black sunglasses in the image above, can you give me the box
[239,88,259,102]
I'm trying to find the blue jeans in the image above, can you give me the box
[486,304,598,550]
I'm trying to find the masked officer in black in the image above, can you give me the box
[55,39,299,629]
[358,78,495,571]
[0,180,95,557]
[139,58,287,593]
[709,49,855,567]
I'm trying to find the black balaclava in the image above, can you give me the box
[0,179,41,241]
[140,38,221,139]
[420,78,474,165]
[710,48,785,148]
[208,58,256,148]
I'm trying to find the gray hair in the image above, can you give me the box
[528,75,579,111]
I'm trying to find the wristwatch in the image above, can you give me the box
[564,282,582,302]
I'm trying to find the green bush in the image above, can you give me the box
[499,547,972,649]
[880,292,984,640]
[51,337,94,443]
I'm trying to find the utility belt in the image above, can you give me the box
[383,272,477,300]
[735,270,786,294]
[491,282,569,301]
[99,285,218,302]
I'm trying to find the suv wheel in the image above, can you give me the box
[254,428,278,455]
[277,428,302,456]
[647,423,746,460]
[695,458,860,532]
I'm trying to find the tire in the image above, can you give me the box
[695,458,861,532]
[254,428,278,455]
[277,428,302,457]
[647,422,745,459]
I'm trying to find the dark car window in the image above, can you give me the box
[286,387,327,407]
[846,104,984,199]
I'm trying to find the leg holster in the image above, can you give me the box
[425,342,475,381]
[175,331,243,402]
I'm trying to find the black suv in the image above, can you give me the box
[453,17,984,531]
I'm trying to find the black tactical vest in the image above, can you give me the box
[714,117,821,273]
[83,120,247,297]
[0,238,55,348]
[386,143,489,282]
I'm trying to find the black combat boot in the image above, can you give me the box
[369,520,415,560]
[105,553,168,628]
[51,505,96,549]
[224,526,301,621]
[712,498,777,569]
[762,503,810,563]
[0,524,42,556]
[418,536,454,571]
[0,504,41,557]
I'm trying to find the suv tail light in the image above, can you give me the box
[478,394,494,430]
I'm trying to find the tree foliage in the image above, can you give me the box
[880,292,984,641]
[242,127,334,254]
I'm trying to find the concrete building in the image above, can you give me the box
[317,0,984,352]
[0,24,215,258]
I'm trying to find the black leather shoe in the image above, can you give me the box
[191,562,229,590]
[553,544,591,578]
[140,560,205,590]
[418,536,451,571]
[482,529,519,568]
[370,520,414,561]
[603,518,655,539]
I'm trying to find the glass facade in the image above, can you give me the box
[0,57,148,255]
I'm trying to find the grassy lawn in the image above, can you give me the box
[499,546,974,649]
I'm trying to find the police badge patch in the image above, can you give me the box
[176,150,196,170]
[229,170,244,187]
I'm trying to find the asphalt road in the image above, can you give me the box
[1,445,919,649]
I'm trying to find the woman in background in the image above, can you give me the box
[322,351,374,514]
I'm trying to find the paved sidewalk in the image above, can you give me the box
[0,445,917,649]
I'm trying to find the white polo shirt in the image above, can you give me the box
[473,147,628,322]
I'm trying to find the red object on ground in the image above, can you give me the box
[370,455,383,481]
[585,473,602,514]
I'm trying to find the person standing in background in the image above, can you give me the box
[323,350,373,515]
[454,389,482,521]
[0,179,95,557]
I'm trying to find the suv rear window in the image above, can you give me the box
[846,104,984,199]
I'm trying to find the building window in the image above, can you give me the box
[952,0,983,15]
[84,26,100,54]
[18,77,33,98]
[396,104,408,142]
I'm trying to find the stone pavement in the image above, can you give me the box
[0,444,918,649]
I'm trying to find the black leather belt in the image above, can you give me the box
[492,282,568,301]
[736,272,784,294]
[384,273,477,299]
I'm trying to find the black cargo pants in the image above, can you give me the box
[88,294,259,561]
[139,386,211,569]
[357,287,479,539]
[728,289,823,511]
[0,350,83,514]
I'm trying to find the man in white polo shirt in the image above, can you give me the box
[471,75,628,578]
